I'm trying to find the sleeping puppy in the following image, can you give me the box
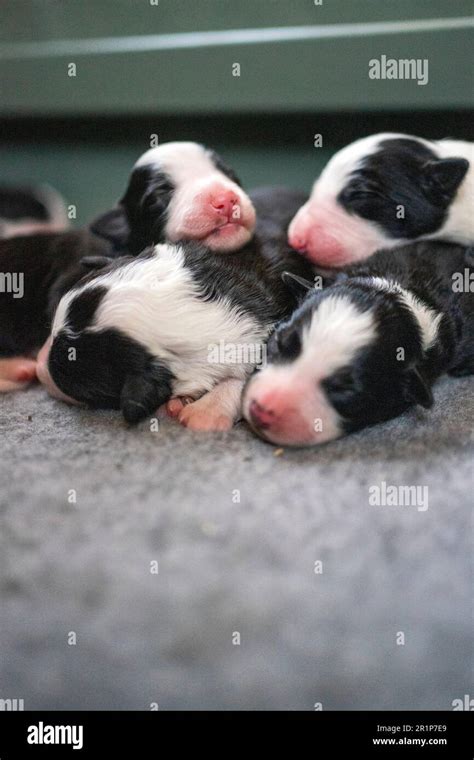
[288,133,474,267]
[243,240,473,446]
[0,184,68,239]
[91,141,257,254]
[36,188,314,430]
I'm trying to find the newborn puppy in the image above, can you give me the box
[36,188,314,430]
[289,133,474,267]
[243,241,473,446]
[0,185,68,239]
[0,231,112,391]
[91,141,257,254]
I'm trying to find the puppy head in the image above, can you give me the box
[92,142,256,254]
[243,279,434,447]
[36,259,176,423]
[288,133,469,267]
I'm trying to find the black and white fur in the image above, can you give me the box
[37,187,313,429]
[288,133,474,267]
[243,240,473,446]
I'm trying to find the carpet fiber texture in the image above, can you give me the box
[1,376,472,710]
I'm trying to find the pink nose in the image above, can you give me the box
[210,191,238,218]
[249,399,275,429]
[288,232,307,252]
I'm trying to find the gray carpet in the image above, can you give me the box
[1,375,472,711]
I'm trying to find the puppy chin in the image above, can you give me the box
[203,223,253,252]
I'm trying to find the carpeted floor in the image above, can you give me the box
[0,375,472,711]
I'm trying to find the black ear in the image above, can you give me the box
[120,366,174,424]
[281,271,314,300]
[421,158,469,203]
[80,255,115,270]
[89,206,130,250]
[404,367,433,409]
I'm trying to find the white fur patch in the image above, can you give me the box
[135,141,217,187]
[301,294,377,376]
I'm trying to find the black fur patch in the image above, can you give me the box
[120,165,175,254]
[48,327,174,421]
[66,286,107,333]
[338,138,469,239]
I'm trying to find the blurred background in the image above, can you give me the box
[0,0,473,224]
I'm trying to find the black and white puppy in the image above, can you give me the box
[243,241,473,446]
[0,185,68,239]
[288,133,473,267]
[91,141,257,254]
[36,188,313,430]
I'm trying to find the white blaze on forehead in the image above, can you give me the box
[300,294,376,377]
[134,141,220,187]
[365,276,442,351]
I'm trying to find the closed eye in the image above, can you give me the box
[323,370,355,396]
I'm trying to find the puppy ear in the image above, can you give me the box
[421,158,469,203]
[404,367,433,409]
[281,271,314,300]
[120,366,173,424]
[89,206,130,250]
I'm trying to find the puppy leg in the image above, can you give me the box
[0,357,37,392]
[178,378,244,431]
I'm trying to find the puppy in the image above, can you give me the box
[91,141,257,254]
[289,133,474,267]
[0,185,68,239]
[243,240,473,446]
[36,188,314,430]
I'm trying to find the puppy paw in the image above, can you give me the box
[178,400,234,431]
[0,358,37,392]
[166,396,194,418]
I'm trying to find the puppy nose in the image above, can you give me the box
[289,233,307,252]
[210,191,238,217]
[249,399,275,429]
